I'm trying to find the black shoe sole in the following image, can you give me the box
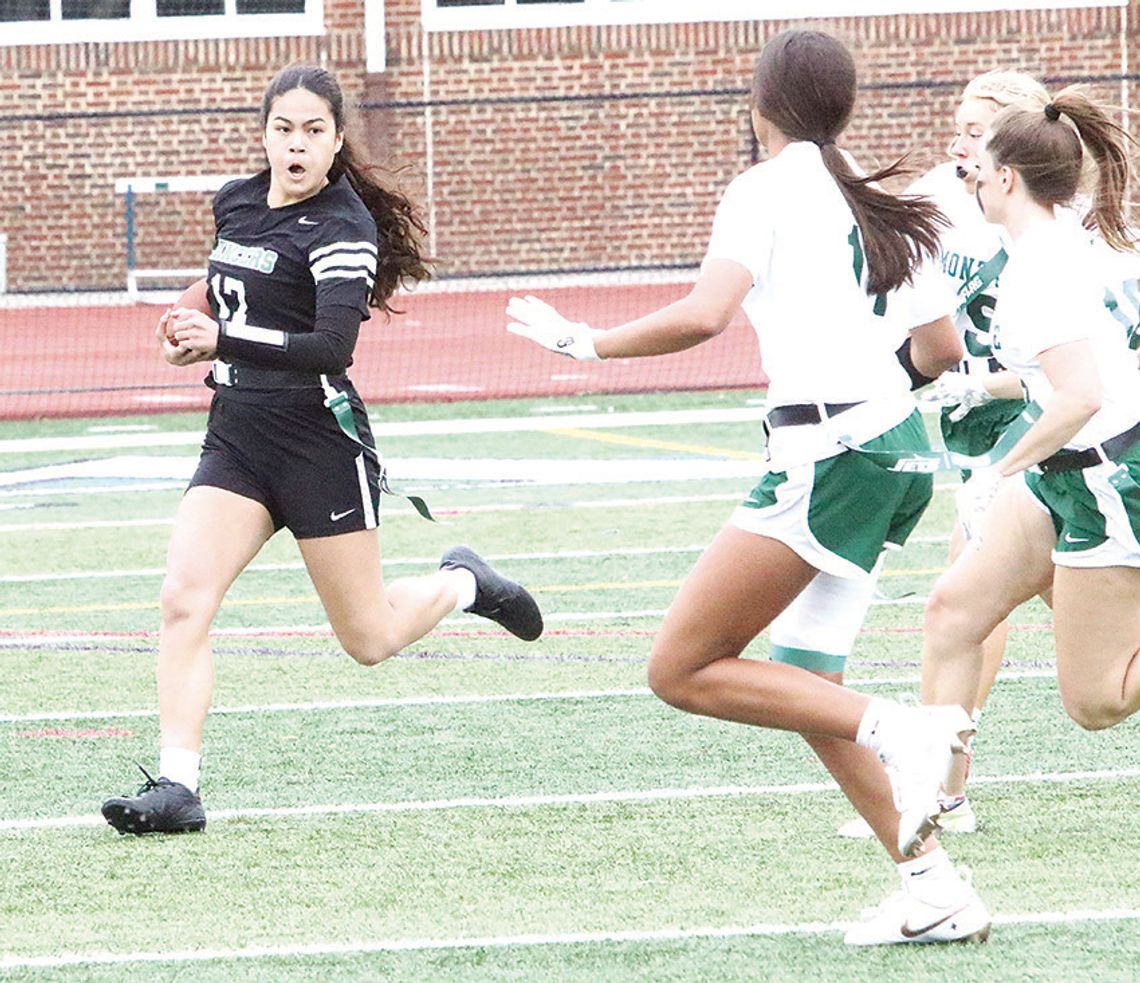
[101,801,206,836]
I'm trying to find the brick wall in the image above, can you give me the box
[1,2,1136,291]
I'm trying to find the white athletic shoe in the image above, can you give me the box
[837,796,979,839]
[876,705,975,858]
[843,869,991,946]
[937,794,978,834]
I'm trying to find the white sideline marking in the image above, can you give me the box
[3,767,1136,833]
[0,671,1058,725]
[2,909,1138,969]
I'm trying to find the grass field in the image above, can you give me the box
[2,389,1138,981]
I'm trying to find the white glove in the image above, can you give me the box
[506,295,600,361]
[955,466,1004,540]
[929,371,994,423]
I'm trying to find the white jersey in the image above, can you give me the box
[1091,232,1140,352]
[992,219,1140,448]
[907,163,1005,372]
[703,141,939,464]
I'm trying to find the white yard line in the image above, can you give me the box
[1,911,1137,970]
[3,766,1135,833]
[0,670,1056,725]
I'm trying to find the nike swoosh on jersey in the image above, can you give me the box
[899,904,969,939]
[298,216,319,226]
[1063,532,1090,543]
[329,508,357,521]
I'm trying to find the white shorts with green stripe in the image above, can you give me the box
[1024,447,1140,569]
[732,412,933,578]
[732,412,933,673]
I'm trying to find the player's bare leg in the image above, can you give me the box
[1053,565,1140,730]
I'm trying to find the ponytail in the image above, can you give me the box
[328,141,432,313]
[818,147,948,294]
[1050,88,1135,251]
[987,86,1137,252]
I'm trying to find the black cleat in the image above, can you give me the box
[440,545,544,641]
[101,765,206,835]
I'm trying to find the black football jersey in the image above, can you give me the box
[206,171,378,368]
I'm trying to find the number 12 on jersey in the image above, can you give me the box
[210,273,249,328]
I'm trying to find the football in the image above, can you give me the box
[169,277,211,339]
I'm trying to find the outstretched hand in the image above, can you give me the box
[506,296,600,361]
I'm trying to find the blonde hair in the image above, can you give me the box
[962,70,1049,111]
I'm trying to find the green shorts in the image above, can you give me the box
[1024,442,1140,569]
[940,398,1027,482]
[732,411,933,578]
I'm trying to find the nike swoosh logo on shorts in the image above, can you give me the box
[1063,532,1089,544]
[329,508,356,521]
[299,216,319,226]
[899,905,969,939]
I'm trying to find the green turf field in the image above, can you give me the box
[1,391,1137,981]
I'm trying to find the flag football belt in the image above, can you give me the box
[210,360,435,521]
[840,402,1043,474]
[1036,418,1140,475]
[211,361,337,390]
[766,401,863,428]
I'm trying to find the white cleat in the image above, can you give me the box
[843,869,991,946]
[838,796,979,839]
[937,794,978,834]
[876,705,975,858]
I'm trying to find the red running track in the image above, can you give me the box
[0,281,765,420]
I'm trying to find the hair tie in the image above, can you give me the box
[813,138,836,147]
[1044,103,1061,122]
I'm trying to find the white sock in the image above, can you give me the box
[855,697,903,755]
[449,568,477,612]
[898,847,960,903]
[159,747,201,792]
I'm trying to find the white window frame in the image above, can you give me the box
[422,0,1125,33]
[0,0,323,46]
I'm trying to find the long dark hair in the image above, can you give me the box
[752,29,947,293]
[986,86,1137,251]
[260,64,431,312]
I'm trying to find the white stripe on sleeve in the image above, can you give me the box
[310,240,378,262]
[223,321,288,348]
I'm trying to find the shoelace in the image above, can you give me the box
[132,763,171,795]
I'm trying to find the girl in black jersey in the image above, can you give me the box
[101,64,542,836]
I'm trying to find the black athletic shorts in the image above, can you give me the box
[188,384,382,539]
